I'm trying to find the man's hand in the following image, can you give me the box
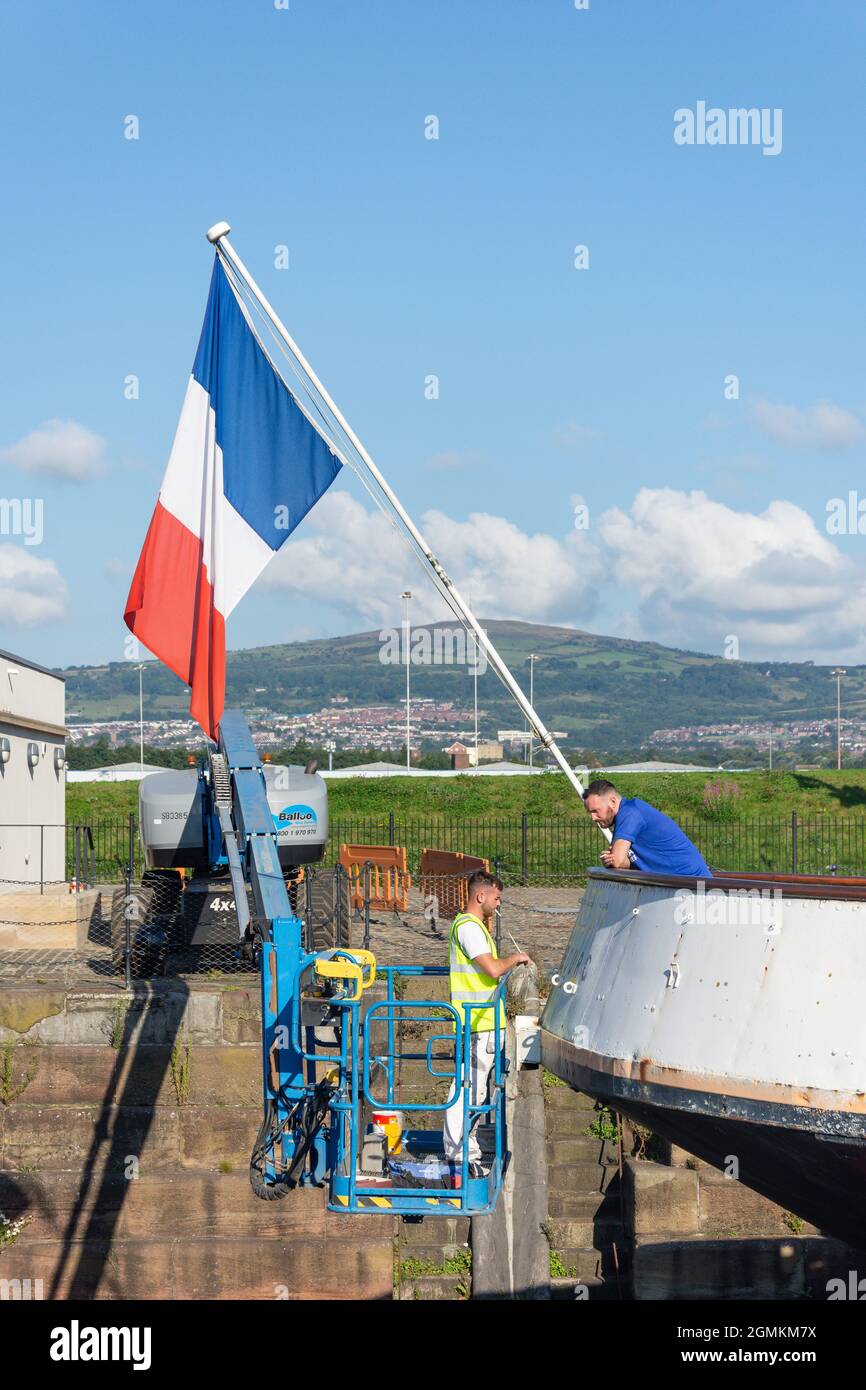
[473,950,531,978]
[507,951,531,967]
[601,838,634,870]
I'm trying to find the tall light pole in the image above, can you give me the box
[529,654,537,768]
[135,663,145,774]
[402,591,412,771]
[470,593,479,771]
[832,668,846,770]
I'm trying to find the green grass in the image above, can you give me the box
[67,781,139,823]
[64,767,866,882]
[67,767,866,822]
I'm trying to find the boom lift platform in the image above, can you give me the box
[137,709,509,1217]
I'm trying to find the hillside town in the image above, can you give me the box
[66,696,514,760]
[649,717,866,759]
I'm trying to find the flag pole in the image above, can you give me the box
[205,222,607,830]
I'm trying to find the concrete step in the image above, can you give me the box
[398,1274,466,1301]
[545,1135,615,1164]
[546,1184,621,1220]
[545,1226,629,1274]
[551,1274,622,1301]
[399,1215,470,1246]
[549,1245,600,1281]
[545,1197,625,1236]
[543,1086,598,1111]
[546,1109,619,1145]
[0,1234,394,1300]
[545,1160,611,1194]
[554,1244,630,1276]
[397,1242,469,1268]
[0,1169,394,1242]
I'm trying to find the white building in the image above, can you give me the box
[67,762,165,783]
[0,649,66,887]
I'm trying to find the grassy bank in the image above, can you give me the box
[66,767,866,823]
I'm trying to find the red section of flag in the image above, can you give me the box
[124,500,225,740]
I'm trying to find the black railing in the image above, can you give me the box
[326,811,866,880]
[3,812,866,887]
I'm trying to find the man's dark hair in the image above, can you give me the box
[466,869,504,895]
[583,779,618,801]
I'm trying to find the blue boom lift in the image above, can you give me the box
[133,709,509,1217]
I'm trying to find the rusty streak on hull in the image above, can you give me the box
[542,1033,866,1119]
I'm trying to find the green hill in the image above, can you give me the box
[61,620,865,763]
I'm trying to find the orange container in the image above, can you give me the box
[371,1109,403,1156]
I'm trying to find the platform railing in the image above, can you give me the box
[320,963,509,1215]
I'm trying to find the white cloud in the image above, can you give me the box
[103,557,129,582]
[423,450,478,471]
[0,545,68,625]
[752,400,865,450]
[599,488,865,658]
[259,490,601,628]
[551,422,599,452]
[0,419,106,480]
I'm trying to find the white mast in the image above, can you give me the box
[205,222,607,835]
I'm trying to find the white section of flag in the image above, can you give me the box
[158,377,274,618]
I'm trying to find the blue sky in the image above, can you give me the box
[1,0,865,672]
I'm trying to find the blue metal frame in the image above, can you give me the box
[212,710,509,1218]
[327,964,509,1215]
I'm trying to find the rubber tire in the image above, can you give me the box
[110,883,167,977]
[141,869,183,918]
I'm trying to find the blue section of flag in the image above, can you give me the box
[192,258,341,549]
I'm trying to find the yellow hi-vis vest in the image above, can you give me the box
[448,911,505,1034]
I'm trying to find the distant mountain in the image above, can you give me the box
[59,621,865,762]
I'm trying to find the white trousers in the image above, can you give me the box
[442,1031,497,1162]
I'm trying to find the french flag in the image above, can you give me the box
[124,259,342,739]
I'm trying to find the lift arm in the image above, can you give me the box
[212,709,294,937]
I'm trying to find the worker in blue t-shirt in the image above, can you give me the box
[582,779,711,877]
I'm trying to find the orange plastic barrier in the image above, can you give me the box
[420,850,490,920]
[338,844,412,912]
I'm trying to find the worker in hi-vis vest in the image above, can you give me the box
[443,870,529,1183]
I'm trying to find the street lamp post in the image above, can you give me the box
[529,654,537,768]
[402,591,412,772]
[472,637,479,771]
[135,664,145,775]
[832,668,846,770]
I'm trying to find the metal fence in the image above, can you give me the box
[2,812,865,888]
[323,812,866,880]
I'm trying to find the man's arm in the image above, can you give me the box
[472,950,529,979]
[601,838,633,870]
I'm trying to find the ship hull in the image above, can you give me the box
[543,1030,866,1246]
[541,869,866,1247]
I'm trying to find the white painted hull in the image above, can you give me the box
[541,869,866,1245]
